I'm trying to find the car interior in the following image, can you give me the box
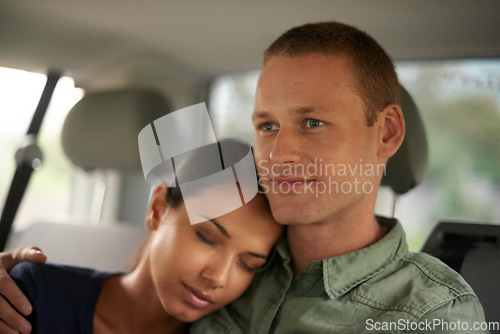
[0,0,499,329]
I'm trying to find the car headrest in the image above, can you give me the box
[381,85,428,194]
[62,88,172,171]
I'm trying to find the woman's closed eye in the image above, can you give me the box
[239,259,260,273]
[195,230,216,246]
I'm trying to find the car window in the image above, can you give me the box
[207,60,500,251]
[0,67,83,231]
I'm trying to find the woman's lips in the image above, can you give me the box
[183,284,214,308]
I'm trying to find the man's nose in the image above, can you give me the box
[269,128,301,166]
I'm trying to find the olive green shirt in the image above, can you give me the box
[191,217,487,333]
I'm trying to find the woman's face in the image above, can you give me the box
[148,188,282,322]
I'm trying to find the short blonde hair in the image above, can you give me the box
[264,21,400,126]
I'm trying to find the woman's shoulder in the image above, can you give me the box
[11,261,120,299]
[10,262,122,333]
[11,261,113,280]
[10,261,45,285]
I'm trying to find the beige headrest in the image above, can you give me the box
[62,88,172,171]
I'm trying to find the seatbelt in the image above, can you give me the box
[0,70,62,250]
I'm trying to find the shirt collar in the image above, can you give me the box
[323,217,408,299]
[275,217,409,299]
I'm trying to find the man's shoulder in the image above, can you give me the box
[352,251,478,319]
[402,252,476,295]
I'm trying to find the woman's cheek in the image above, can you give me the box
[227,272,254,302]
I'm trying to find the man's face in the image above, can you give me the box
[252,54,385,226]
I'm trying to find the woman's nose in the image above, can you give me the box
[201,255,233,289]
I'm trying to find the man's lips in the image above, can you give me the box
[183,284,214,308]
[271,177,315,184]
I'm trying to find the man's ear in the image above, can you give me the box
[377,103,405,159]
[145,186,169,231]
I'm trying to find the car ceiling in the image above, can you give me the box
[1,0,499,90]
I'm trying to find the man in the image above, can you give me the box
[190,22,486,333]
[0,22,487,333]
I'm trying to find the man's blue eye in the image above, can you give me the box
[262,123,278,131]
[306,119,324,128]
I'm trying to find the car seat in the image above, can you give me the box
[8,88,172,271]
[381,86,498,328]
[422,220,500,330]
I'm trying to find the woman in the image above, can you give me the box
[9,141,283,333]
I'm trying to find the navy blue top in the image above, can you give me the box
[10,262,120,334]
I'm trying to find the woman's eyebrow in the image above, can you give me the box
[203,217,231,239]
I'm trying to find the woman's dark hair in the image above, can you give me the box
[129,139,262,272]
[165,186,183,208]
[161,139,256,208]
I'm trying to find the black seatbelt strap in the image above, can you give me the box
[0,69,62,250]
